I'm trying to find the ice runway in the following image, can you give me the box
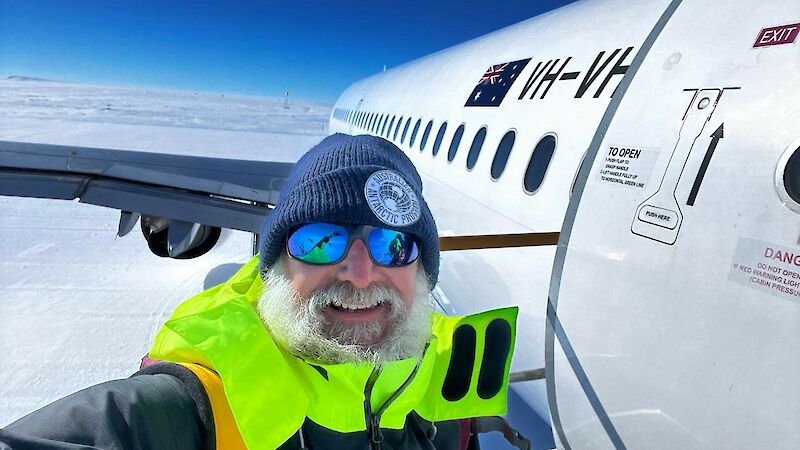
[0,78,330,425]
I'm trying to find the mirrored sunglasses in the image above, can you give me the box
[286,222,420,267]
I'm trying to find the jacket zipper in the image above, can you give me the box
[364,366,384,450]
[363,354,426,450]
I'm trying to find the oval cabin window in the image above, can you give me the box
[432,123,448,157]
[491,130,516,180]
[466,127,487,171]
[447,124,465,162]
[420,121,433,151]
[409,119,422,148]
[524,134,557,193]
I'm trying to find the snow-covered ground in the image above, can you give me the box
[0,78,331,426]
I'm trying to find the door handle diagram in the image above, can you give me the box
[632,89,722,244]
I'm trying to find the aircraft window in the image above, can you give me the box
[394,116,404,141]
[386,116,396,138]
[490,130,516,180]
[782,144,800,207]
[570,149,591,197]
[409,119,422,148]
[432,122,447,157]
[376,114,384,133]
[401,118,412,144]
[447,124,465,162]
[420,121,433,151]
[466,127,487,171]
[524,134,557,194]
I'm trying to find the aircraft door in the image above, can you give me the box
[548,1,800,448]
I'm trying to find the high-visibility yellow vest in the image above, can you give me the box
[150,256,517,450]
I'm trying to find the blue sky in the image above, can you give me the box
[0,0,577,104]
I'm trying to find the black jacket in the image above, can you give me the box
[0,363,470,450]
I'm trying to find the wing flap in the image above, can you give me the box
[0,171,87,200]
[0,141,293,233]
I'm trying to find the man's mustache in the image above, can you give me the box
[307,281,404,319]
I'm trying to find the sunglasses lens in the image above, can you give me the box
[368,228,419,266]
[287,223,349,264]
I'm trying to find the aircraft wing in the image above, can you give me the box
[0,140,293,235]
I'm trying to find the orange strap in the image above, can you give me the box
[180,363,248,450]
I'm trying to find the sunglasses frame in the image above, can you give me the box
[286,222,420,267]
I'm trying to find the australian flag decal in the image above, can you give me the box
[465,58,531,107]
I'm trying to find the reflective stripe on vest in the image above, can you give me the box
[151,256,517,450]
[179,363,247,450]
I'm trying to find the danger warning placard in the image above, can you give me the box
[728,237,800,303]
[597,145,658,190]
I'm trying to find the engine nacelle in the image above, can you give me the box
[140,215,225,259]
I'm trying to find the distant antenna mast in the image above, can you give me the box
[283,91,290,109]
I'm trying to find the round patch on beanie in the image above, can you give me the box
[364,170,421,227]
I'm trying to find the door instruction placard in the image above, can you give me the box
[729,237,800,303]
[597,145,658,190]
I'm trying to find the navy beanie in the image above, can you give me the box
[259,133,439,287]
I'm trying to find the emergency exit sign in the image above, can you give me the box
[753,23,799,47]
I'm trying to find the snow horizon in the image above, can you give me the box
[0,79,331,426]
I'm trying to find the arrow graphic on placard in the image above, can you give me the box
[687,123,724,206]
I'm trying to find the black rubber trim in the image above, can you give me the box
[477,319,511,399]
[442,325,477,401]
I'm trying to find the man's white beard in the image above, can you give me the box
[257,258,432,365]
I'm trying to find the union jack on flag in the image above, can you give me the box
[479,63,508,85]
[465,58,531,107]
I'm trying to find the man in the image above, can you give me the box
[0,134,518,449]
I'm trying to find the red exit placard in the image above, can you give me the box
[753,23,799,47]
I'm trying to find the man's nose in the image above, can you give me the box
[337,238,376,289]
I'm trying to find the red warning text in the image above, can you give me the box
[764,247,800,266]
[729,237,800,303]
